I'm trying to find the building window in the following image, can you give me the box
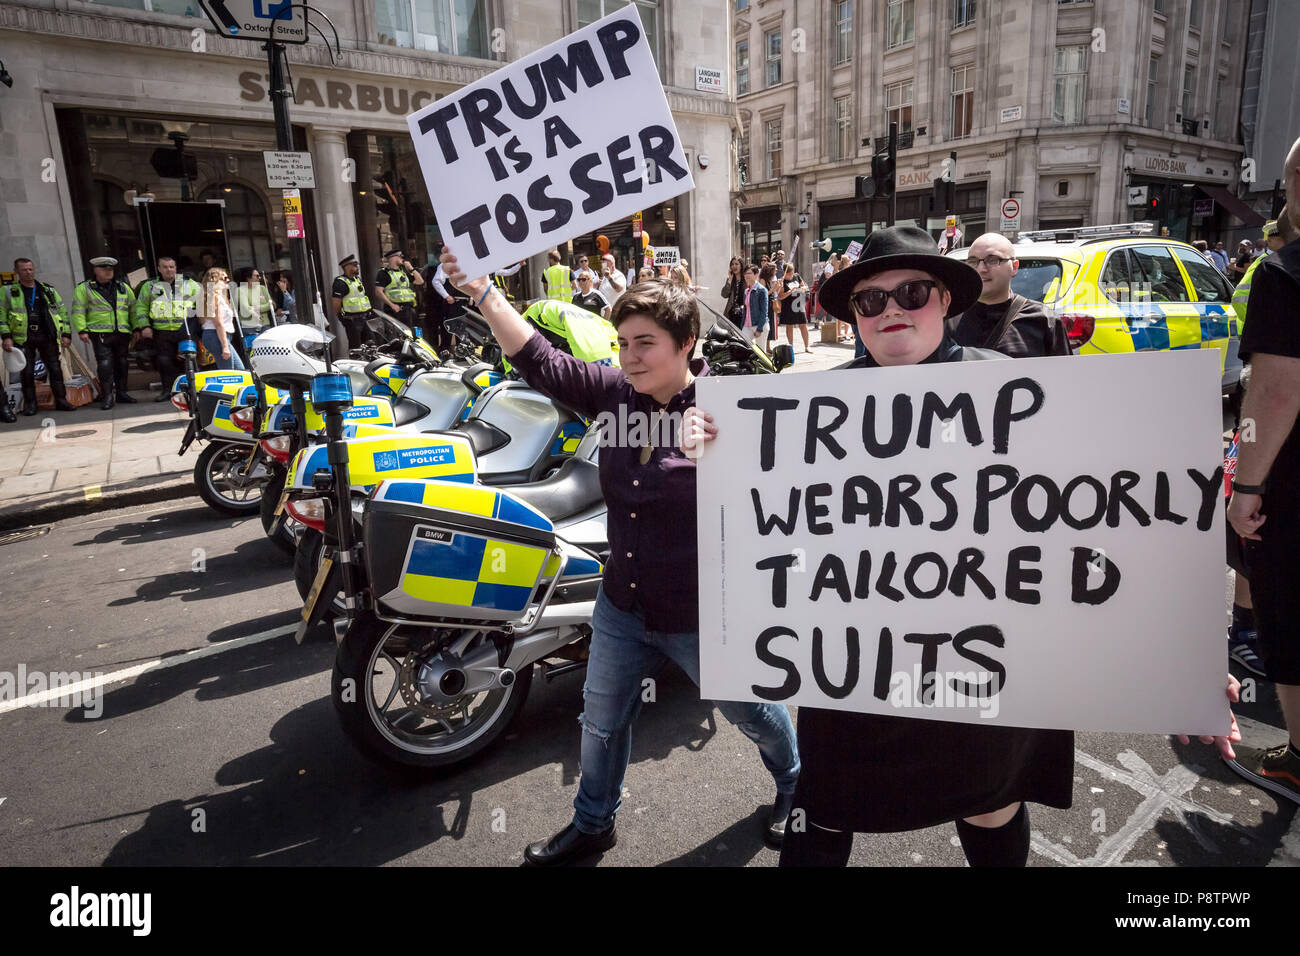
[835,2,853,65]
[1188,0,1201,29]
[765,30,782,87]
[375,0,489,57]
[831,95,852,161]
[765,118,782,181]
[1052,45,1087,124]
[887,0,914,49]
[953,0,976,29]
[736,0,748,9]
[1145,54,1159,126]
[1154,0,1165,13]
[201,183,274,270]
[736,40,750,96]
[1182,64,1196,119]
[579,1,661,68]
[91,0,203,16]
[884,79,913,135]
[951,65,974,139]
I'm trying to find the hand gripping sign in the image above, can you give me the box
[407,5,694,279]
[696,351,1230,737]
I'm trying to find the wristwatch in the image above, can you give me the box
[1232,477,1266,495]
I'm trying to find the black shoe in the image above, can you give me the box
[100,393,116,411]
[765,792,797,849]
[153,391,170,402]
[523,823,616,867]
[20,398,37,416]
[0,403,15,423]
[116,392,138,404]
[54,398,76,411]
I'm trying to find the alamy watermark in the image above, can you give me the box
[886,664,1002,720]
[0,665,104,718]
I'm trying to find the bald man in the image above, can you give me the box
[947,232,1070,357]
[1225,136,1300,805]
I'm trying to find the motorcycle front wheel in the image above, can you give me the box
[259,465,297,556]
[332,611,533,771]
[194,441,268,516]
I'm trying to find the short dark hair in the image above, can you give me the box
[609,278,699,353]
[745,264,761,276]
[759,264,776,282]
[13,257,33,269]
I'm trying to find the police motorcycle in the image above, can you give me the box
[244,315,502,554]
[302,308,785,771]
[286,302,612,617]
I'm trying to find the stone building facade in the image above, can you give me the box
[733,0,1257,277]
[0,0,732,308]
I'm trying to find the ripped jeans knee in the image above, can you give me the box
[578,712,614,749]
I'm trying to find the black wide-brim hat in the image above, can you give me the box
[819,225,982,322]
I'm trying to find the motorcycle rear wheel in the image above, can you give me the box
[332,611,533,771]
[194,441,266,516]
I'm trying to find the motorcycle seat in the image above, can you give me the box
[505,457,603,523]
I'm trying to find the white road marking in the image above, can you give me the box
[0,626,295,715]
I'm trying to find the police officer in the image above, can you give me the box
[134,255,201,401]
[1,257,79,416]
[374,249,424,329]
[331,253,372,352]
[1232,218,1287,338]
[542,249,574,302]
[72,256,140,410]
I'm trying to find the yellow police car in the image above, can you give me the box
[947,222,1243,397]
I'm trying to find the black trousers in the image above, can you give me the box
[152,328,189,393]
[383,302,416,329]
[89,331,132,396]
[20,333,65,401]
[340,315,369,353]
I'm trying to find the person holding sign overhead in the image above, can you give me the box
[438,244,800,867]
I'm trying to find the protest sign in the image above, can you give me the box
[696,350,1228,736]
[653,246,680,267]
[407,5,694,278]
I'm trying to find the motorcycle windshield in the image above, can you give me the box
[700,302,777,374]
[365,312,414,344]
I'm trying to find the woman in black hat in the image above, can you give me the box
[685,225,1075,866]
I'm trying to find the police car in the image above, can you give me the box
[946,222,1243,398]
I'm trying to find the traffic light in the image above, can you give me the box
[871,149,895,200]
[1149,194,1160,212]
[854,175,876,199]
[374,173,399,219]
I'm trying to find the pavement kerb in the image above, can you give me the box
[0,471,196,532]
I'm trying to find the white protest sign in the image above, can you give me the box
[653,245,680,267]
[843,240,863,261]
[407,5,694,279]
[696,350,1228,736]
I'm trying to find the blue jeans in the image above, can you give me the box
[571,587,800,834]
[202,328,245,370]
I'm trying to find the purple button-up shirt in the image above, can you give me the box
[507,330,710,632]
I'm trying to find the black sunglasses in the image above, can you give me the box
[849,279,940,317]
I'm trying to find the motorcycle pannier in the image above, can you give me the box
[364,479,557,623]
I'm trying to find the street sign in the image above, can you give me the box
[198,0,308,43]
[999,105,1023,123]
[1000,197,1021,233]
[1194,198,1214,218]
[653,246,680,267]
[283,189,305,239]
[1127,185,1149,206]
[264,150,315,188]
[695,66,723,94]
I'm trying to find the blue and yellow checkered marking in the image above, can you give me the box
[366,364,410,399]
[399,527,549,613]
[548,421,586,457]
[372,481,552,533]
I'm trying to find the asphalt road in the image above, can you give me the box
[0,493,1294,869]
